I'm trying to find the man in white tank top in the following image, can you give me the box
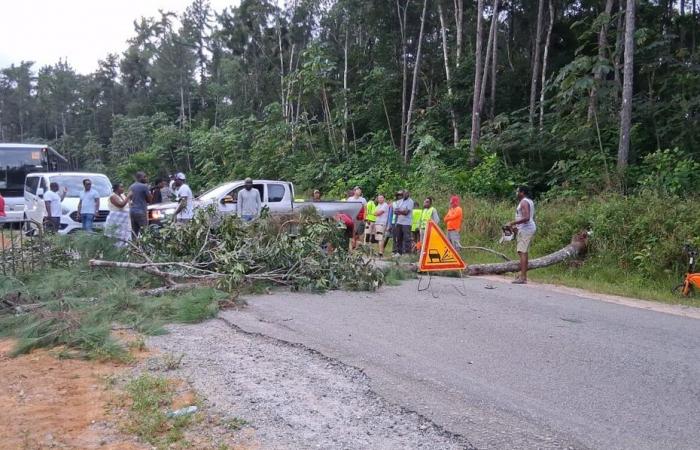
[508,186,536,284]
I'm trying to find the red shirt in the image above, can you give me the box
[0,194,6,217]
[336,213,354,232]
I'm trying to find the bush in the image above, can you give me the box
[635,148,700,196]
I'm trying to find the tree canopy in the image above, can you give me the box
[1,0,698,198]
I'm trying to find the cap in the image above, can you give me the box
[175,172,186,180]
[244,177,253,184]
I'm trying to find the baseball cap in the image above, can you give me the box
[244,177,253,183]
[175,172,186,180]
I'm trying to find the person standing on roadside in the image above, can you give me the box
[391,190,403,256]
[172,173,194,223]
[77,178,100,232]
[346,186,367,249]
[128,171,153,237]
[150,179,166,204]
[237,177,261,222]
[311,189,322,202]
[43,182,67,233]
[393,190,414,255]
[161,178,174,203]
[104,183,131,246]
[444,195,463,249]
[508,186,536,284]
[0,192,5,222]
[418,197,440,243]
[373,194,390,257]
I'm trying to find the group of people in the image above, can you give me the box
[330,185,536,284]
[40,171,195,245]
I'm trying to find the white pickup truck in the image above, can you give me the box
[148,179,365,225]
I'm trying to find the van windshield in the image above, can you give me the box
[50,175,111,198]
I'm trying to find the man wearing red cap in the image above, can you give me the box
[444,195,463,249]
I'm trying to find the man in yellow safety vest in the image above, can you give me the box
[365,196,377,244]
[418,197,440,243]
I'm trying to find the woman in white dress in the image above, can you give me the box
[104,183,131,246]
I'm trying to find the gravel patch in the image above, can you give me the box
[147,318,473,449]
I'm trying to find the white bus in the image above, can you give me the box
[0,143,68,223]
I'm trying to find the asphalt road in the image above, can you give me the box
[222,277,700,449]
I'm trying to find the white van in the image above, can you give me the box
[24,172,113,234]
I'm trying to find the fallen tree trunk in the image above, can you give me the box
[375,231,589,275]
[466,231,589,275]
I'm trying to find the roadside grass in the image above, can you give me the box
[0,234,228,359]
[457,249,690,305]
[122,374,198,448]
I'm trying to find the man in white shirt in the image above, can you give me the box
[373,195,390,257]
[43,182,67,233]
[77,178,101,232]
[172,173,194,222]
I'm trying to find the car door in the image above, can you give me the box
[264,183,290,214]
[219,184,265,216]
[23,174,43,223]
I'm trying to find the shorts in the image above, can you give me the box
[516,230,535,253]
[374,223,386,239]
[354,221,365,236]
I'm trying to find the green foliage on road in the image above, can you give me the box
[0,213,384,358]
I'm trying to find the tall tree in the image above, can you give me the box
[529,0,545,126]
[489,1,499,119]
[587,0,616,123]
[438,1,459,146]
[403,0,429,161]
[539,0,554,128]
[469,0,485,161]
[479,0,499,115]
[396,0,410,154]
[617,0,636,171]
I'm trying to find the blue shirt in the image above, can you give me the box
[79,189,100,214]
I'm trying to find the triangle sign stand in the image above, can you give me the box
[418,220,467,272]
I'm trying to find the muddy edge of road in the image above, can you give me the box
[148,313,477,449]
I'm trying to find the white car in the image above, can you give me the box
[24,172,113,234]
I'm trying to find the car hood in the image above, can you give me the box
[148,201,180,210]
[147,199,212,210]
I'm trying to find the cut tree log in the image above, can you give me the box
[466,231,589,275]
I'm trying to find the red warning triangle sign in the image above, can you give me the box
[418,220,467,272]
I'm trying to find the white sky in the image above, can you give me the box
[0,0,236,74]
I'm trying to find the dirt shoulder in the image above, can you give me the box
[0,339,144,450]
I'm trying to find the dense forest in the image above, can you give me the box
[0,0,699,199]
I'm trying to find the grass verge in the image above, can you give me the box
[122,374,198,448]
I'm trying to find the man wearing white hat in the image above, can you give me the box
[172,172,194,222]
